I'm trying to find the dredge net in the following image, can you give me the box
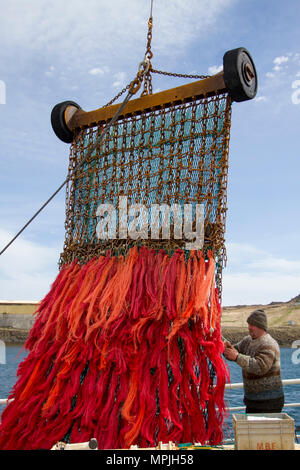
[62,92,232,293]
[0,88,233,450]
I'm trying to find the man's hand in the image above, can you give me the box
[224,346,239,362]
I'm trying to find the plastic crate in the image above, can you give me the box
[232,413,295,450]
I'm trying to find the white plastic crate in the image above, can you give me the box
[233,413,295,450]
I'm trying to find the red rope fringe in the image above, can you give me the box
[0,247,229,450]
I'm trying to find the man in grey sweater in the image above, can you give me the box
[224,309,285,413]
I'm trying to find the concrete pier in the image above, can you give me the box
[0,301,39,343]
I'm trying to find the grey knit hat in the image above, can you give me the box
[247,309,267,331]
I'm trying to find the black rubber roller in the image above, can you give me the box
[51,100,81,143]
[88,438,98,450]
[223,47,257,102]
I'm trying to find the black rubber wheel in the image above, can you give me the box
[88,438,98,450]
[223,47,257,102]
[51,100,81,143]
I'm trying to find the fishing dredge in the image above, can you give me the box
[0,7,257,450]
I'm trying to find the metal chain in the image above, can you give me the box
[141,15,154,96]
[102,57,151,108]
[151,68,211,80]
[103,82,132,108]
[103,0,209,106]
[103,65,210,109]
[104,2,154,104]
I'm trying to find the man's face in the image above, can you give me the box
[248,323,265,339]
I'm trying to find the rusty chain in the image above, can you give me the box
[151,69,211,80]
[103,82,132,108]
[104,1,209,107]
[141,16,154,97]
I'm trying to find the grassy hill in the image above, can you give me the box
[221,294,300,346]
[222,294,300,328]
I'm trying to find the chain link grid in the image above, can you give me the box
[60,92,232,294]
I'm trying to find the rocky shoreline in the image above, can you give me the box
[0,328,29,344]
[1,325,299,347]
[222,326,300,348]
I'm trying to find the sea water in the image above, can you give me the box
[223,347,300,441]
[0,345,299,440]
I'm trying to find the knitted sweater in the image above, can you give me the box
[234,333,284,409]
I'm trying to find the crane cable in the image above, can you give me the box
[0,0,207,257]
[0,53,152,257]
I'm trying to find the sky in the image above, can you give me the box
[0,0,299,306]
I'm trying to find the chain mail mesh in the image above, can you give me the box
[60,91,232,293]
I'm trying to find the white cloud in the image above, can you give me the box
[0,0,237,68]
[208,64,223,75]
[0,229,60,301]
[248,257,300,273]
[45,65,56,76]
[266,54,290,77]
[225,242,265,264]
[112,71,127,88]
[222,242,300,306]
[254,96,267,102]
[222,272,300,306]
[262,52,300,108]
[272,55,289,73]
[89,66,109,76]
[291,79,300,104]
[273,56,289,72]
[273,56,289,66]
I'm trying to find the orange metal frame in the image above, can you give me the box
[65,72,227,130]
